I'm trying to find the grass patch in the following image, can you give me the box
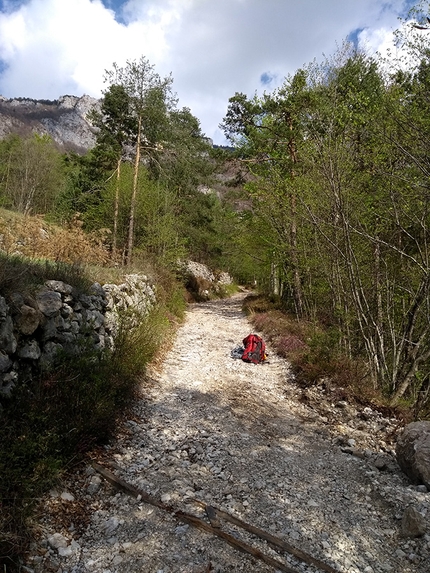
[0,252,93,300]
[242,292,283,314]
[217,282,239,299]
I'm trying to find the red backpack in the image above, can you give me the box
[242,334,266,364]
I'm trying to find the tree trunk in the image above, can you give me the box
[112,158,121,260]
[126,115,142,266]
[271,260,280,295]
[290,190,303,316]
[287,114,304,317]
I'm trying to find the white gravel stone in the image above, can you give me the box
[47,533,68,549]
[57,546,73,557]
[26,294,430,573]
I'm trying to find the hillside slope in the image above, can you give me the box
[0,94,99,152]
[0,208,109,266]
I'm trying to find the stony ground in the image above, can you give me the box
[26,293,430,573]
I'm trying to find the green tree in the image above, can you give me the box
[104,57,177,264]
[89,84,136,256]
[221,33,430,412]
[221,69,313,315]
[0,133,64,214]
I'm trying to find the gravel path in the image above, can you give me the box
[28,293,430,573]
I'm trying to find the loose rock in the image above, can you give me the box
[25,294,430,573]
[400,505,427,538]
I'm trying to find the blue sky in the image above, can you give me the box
[0,0,425,144]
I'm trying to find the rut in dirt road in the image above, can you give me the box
[31,293,429,573]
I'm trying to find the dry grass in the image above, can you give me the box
[0,209,170,297]
[243,293,407,419]
[0,209,110,265]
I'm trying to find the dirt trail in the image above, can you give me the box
[30,293,429,573]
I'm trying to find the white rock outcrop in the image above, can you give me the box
[0,94,100,152]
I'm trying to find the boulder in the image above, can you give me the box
[0,371,18,397]
[0,351,12,373]
[45,280,73,295]
[396,421,430,488]
[178,260,233,301]
[36,289,62,317]
[103,274,156,333]
[180,260,215,282]
[0,297,17,354]
[18,340,42,360]
[0,295,8,320]
[217,271,233,285]
[40,341,63,368]
[400,505,427,537]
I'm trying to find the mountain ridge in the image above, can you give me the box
[0,94,100,153]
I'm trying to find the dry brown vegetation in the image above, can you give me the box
[242,294,413,422]
[0,209,111,265]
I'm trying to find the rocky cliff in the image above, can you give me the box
[0,94,100,153]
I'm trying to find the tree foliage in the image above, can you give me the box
[0,134,64,214]
[55,56,232,270]
[221,20,430,413]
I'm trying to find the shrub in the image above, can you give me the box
[276,334,308,358]
[245,297,372,401]
[243,293,282,314]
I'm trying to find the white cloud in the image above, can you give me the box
[0,0,171,96]
[0,0,418,143]
[358,16,426,79]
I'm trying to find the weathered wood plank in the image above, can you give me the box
[197,501,340,573]
[92,462,339,573]
[92,462,298,572]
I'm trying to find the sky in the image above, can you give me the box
[0,0,424,144]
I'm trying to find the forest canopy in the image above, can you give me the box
[220,4,430,410]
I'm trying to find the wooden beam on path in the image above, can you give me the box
[92,462,341,573]
[173,509,301,573]
[194,500,340,573]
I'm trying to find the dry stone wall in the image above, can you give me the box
[0,274,156,399]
